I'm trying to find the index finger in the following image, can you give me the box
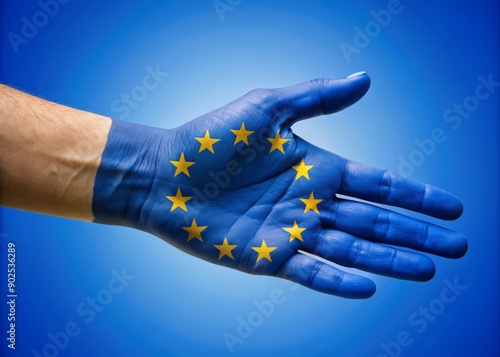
[338,160,464,220]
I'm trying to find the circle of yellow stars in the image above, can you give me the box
[165,122,324,263]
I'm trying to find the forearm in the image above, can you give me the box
[0,84,111,220]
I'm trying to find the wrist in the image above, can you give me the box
[92,119,170,228]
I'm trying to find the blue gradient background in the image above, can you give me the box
[1,0,498,356]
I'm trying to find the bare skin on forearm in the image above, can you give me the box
[0,84,111,220]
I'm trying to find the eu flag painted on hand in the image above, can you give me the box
[93,72,467,298]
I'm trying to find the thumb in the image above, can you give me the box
[272,71,370,126]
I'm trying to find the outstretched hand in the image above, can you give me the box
[93,72,467,298]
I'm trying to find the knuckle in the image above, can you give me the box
[379,170,393,202]
[347,239,367,264]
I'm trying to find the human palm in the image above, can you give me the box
[93,73,467,298]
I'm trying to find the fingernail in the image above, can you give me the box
[346,71,366,79]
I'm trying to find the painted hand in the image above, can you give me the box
[93,72,467,298]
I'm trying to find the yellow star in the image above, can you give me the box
[230,122,254,145]
[165,188,192,212]
[283,221,306,242]
[182,219,207,242]
[170,152,195,177]
[266,131,290,154]
[252,240,277,262]
[300,192,323,214]
[292,158,313,180]
[195,130,220,153]
[214,237,237,260]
